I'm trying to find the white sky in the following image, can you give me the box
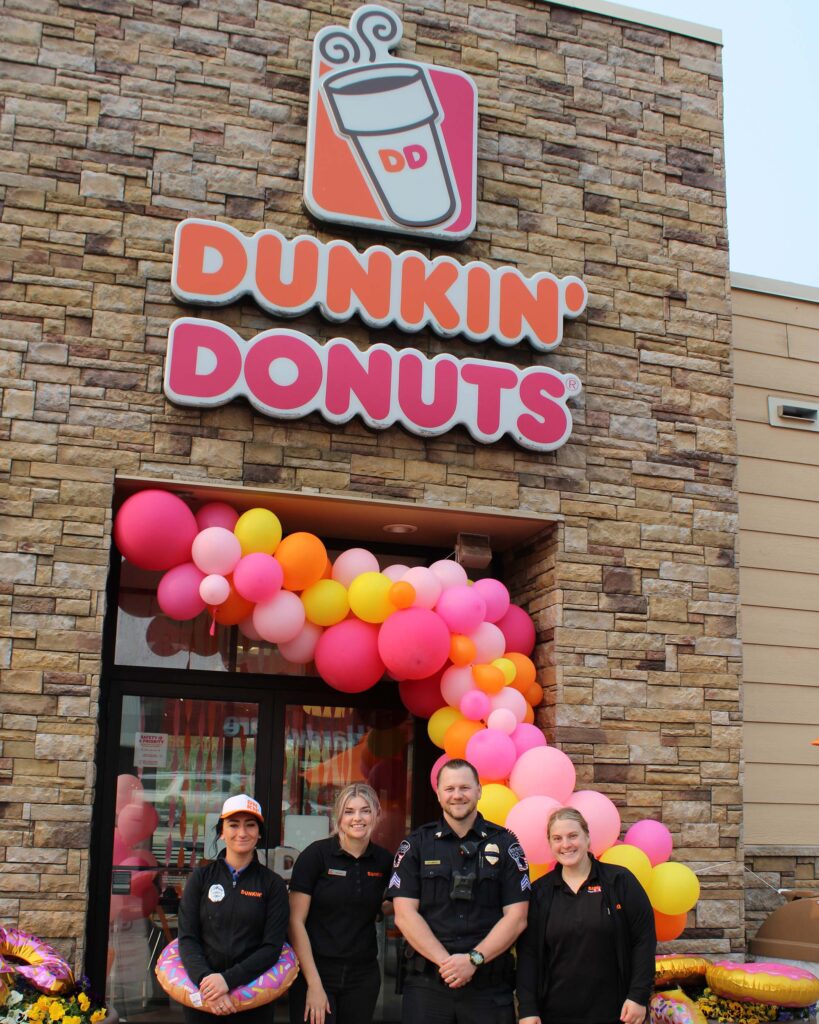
[630,0,819,289]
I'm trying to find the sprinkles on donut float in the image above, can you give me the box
[0,927,75,995]
[705,960,819,1008]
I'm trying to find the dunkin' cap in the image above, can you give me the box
[220,794,264,822]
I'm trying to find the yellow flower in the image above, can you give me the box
[49,1003,65,1021]
[27,1007,44,1022]
[77,995,90,1013]
[90,1011,107,1023]
[37,998,52,1010]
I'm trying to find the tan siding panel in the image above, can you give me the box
[744,682,819,723]
[739,493,819,539]
[741,606,819,648]
[739,458,819,503]
[740,531,819,573]
[788,325,819,363]
[737,422,819,465]
[732,290,819,330]
[746,764,819,804]
[733,349,819,397]
[740,567,819,612]
[743,644,819,686]
[734,384,819,425]
[732,315,788,355]
[744,722,819,765]
[745,803,819,845]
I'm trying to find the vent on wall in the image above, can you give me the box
[767,397,819,432]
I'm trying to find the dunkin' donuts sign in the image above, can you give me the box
[164,5,587,453]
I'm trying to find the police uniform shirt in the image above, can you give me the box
[543,857,621,1024]
[388,812,530,954]
[289,836,393,963]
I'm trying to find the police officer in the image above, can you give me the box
[389,758,530,1024]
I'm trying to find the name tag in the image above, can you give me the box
[423,860,441,865]
[328,868,347,877]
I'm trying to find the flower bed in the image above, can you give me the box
[0,980,108,1024]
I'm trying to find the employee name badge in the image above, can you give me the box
[208,883,225,902]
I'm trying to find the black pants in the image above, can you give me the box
[288,956,381,1024]
[401,975,515,1024]
[183,1006,274,1024]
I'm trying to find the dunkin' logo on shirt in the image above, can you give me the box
[304,4,477,240]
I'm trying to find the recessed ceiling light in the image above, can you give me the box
[382,523,418,534]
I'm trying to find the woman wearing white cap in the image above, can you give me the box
[178,794,289,1021]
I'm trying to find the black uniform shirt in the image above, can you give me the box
[387,812,530,953]
[289,836,393,963]
[544,857,621,1024]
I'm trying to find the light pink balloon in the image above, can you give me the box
[487,708,517,735]
[430,559,468,590]
[117,802,158,846]
[510,722,548,758]
[383,563,410,582]
[469,622,506,662]
[332,548,380,587]
[506,795,561,863]
[192,527,243,576]
[623,819,673,866]
[238,615,262,641]
[441,665,477,708]
[253,590,306,644]
[200,573,231,606]
[466,729,517,782]
[472,578,511,623]
[460,689,491,721]
[195,501,239,532]
[402,566,442,609]
[567,790,622,856]
[497,604,536,655]
[509,746,576,803]
[157,562,206,620]
[233,552,283,603]
[436,585,487,635]
[430,753,451,792]
[278,620,323,664]
[116,774,143,815]
[490,687,528,723]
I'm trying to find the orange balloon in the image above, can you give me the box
[450,634,477,667]
[654,909,688,942]
[507,652,536,693]
[276,532,327,591]
[389,581,416,609]
[443,719,484,759]
[321,558,333,580]
[472,663,506,694]
[525,681,543,707]
[529,862,554,882]
[523,702,535,724]
[213,582,254,625]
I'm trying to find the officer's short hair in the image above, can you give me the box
[436,758,480,787]
[332,782,382,832]
[547,807,590,840]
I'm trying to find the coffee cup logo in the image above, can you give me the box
[304,5,477,240]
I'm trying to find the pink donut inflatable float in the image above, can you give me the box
[706,960,819,1008]
[155,938,299,1011]
[649,988,708,1024]
[0,926,74,995]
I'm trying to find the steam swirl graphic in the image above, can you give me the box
[317,4,403,66]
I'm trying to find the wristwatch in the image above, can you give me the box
[468,949,485,967]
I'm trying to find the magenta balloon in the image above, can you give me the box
[441,665,476,708]
[315,620,385,692]
[430,753,451,791]
[568,790,622,857]
[466,729,517,783]
[435,585,487,635]
[157,562,206,621]
[472,578,511,623]
[378,608,450,680]
[398,670,446,718]
[506,795,561,863]
[460,689,491,721]
[278,620,323,664]
[115,774,143,815]
[496,603,536,655]
[114,489,198,571]
[117,802,158,846]
[623,819,673,866]
[199,573,231,607]
[233,552,284,603]
[195,501,239,532]
[253,590,306,644]
[509,746,576,803]
[510,722,548,758]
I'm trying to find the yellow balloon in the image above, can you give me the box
[600,843,653,891]
[348,571,394,623]
[477,783,518,826]
[491,657,516,685]
[234,508,282,556]
[302,579,349,626]
[648,861,700,916]
[428,706,463,749]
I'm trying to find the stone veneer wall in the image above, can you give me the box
[0,0,741,968]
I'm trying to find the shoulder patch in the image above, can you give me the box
[521,875,531,892]
[508,843,528,872]
[388,872,401,890]
[393,839,411,869]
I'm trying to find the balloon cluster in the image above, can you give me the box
[111,773,159,922]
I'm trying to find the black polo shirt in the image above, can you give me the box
[289,836,393,964]
[544,858,621,1024]
[387,812,530,953]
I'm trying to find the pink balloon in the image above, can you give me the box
[487,708,517,734]
[383,563,410,582]
[509,746,576,802]
[278,620,323,664]
[238,615,262,641]
[506,795,561,863]
[430,559,468,590]
[460,689,491,721]
[114,489,198,571]
[435,585,487,635]
[112,829,130,865]
[472,578,511,623]
[195,501,239,532]
[469,622,506,662]
[253,590,305,644]
[332,548,380,587]
[122,852,158,897]
[116,774,143,815]
[399,671,446,718]
[200,573,231,606]
[117,802,159,846]
[157,562,206,620]
[568,790,622,857]
[496,604,536,655]
[510,722,548,758]
[430,753,451,791]
[466,729,517,783]
[233,552,284,603]
[623,819,673,866]
[402,566,442,609]
[315,620,385,692]
[441,665,477,708]
[490,687,528,723]
[192,527,242,576]
[378,608,450,680]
